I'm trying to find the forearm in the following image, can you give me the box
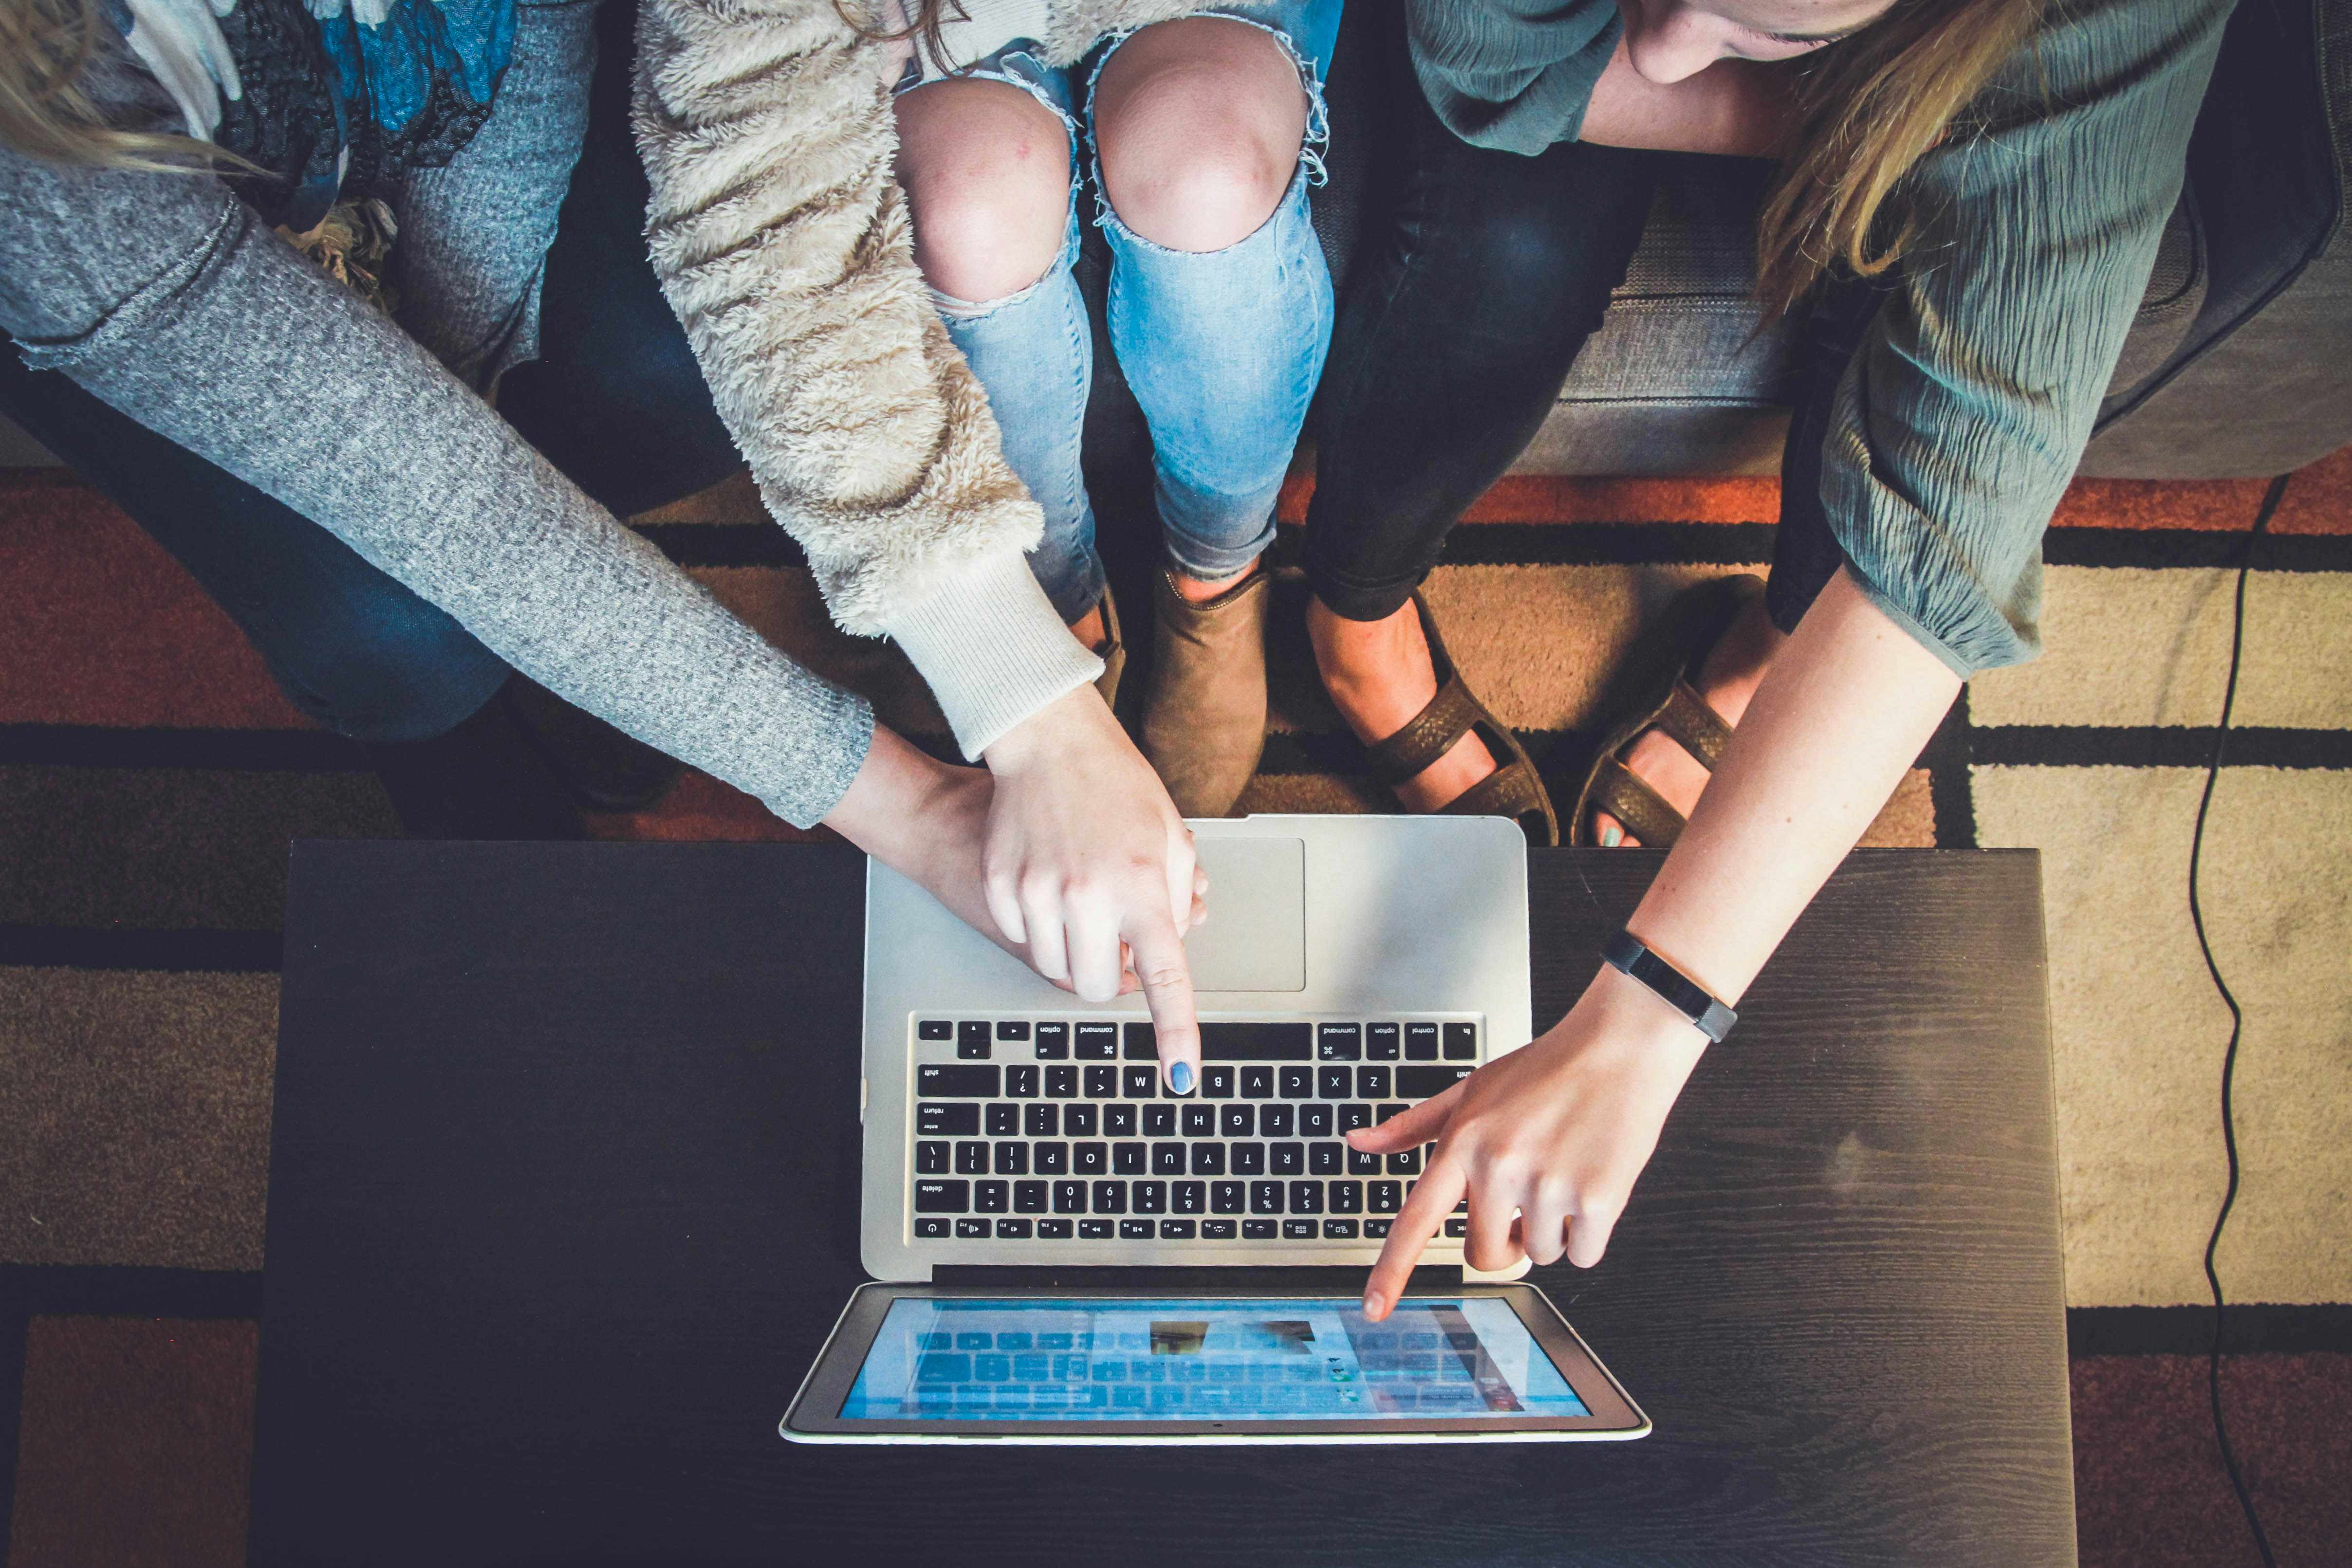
[824,725,1000,945]
[1626,569,1961,1006]
[0,153,875,827]
[631,0,1096,756]
[1576,41,1795,158]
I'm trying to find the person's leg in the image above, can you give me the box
[0,343,586,837]
[496,0,744,517]
[1303,66,1659,810]
[893,60,1109,647]
[1584,271,1890,846]
[384,0,686,811]
[389,0,599,396]
[1083,7,1335,812]
[1091,10,1333,600]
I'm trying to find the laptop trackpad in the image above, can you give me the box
[1185,836,1306,992]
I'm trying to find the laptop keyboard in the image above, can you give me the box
[907,1018,1478,1244]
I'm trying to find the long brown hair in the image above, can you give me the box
[1757,0,2047,315]
[0,0,232,168]
[834,0,969,66]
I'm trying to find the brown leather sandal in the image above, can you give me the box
[1570,573,1765,848]
[1359,592,1559,847]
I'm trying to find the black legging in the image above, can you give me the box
[1305,33,1880,636]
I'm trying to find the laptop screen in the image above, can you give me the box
[838,1296,1591,1422]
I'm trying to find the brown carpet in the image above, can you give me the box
[4,453,2348,1565]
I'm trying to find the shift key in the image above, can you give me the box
[1395,1065,1473,1099]
[917,1064,1001,1097]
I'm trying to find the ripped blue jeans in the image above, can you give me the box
[911,1,1341,623]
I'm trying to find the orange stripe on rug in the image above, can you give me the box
[1278,446,2352,533]
[0,472,311,729]
[2054,444,2352,534]
[1277,472,1778,527]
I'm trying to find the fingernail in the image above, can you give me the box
[1599,824,1623,848]
[1361,1291,1380,1316]
[1168,1060,1195,1095]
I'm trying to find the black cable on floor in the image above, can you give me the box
[2189,471,2289,1568]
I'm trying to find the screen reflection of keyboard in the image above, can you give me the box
[907,1019,1479,1243]
[906,1330,1501,1415]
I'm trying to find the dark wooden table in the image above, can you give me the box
[252,841,2072,1567]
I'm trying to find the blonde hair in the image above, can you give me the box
[1758,0,2047,316]
[1,0,239,168]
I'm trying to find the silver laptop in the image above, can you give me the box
[859,813,1532,1279]
[778,815,1651,1442]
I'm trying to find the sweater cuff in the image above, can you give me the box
[882,548,1103,759]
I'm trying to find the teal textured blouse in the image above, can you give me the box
[1407,0,2236,674]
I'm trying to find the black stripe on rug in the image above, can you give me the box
[1973,726,2352,769]
[1431,521,1780,568]
[2043,528,2352,573]
[0,725,366,771]
[631,520,2352,575]
[0,1265,265,1320]
[9,722,2342,784]
[0,924,281,972]
[2068,1304,2352,1356]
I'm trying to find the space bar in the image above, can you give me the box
[1198,1023,1314,1061]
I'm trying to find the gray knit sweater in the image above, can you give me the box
[0,2,874,827]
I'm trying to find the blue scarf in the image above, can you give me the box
[111,0,520,231]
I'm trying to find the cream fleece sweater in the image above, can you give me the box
[633,0,1201,757]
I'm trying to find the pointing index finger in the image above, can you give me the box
[1125,907,1200,1094]
[1361,1156,1464,1322]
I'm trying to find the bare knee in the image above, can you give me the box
[1093,17,1310,253]
[895,79,1074,304]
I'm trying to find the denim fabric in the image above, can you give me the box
[920,0,1342,619]
[498,0,744,517]
[0,341,512,741]
[1305,54,1658,623]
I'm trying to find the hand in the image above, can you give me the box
[1350,965,1709,1319]
[980,686,1204,1090]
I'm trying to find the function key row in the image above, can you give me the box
[916,1062,1473,1102]
[918,1217,1402,1242]
[916,1019,1479,1063]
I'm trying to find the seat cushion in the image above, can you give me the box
[1524,152,2220,476]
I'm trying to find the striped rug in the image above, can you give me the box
[2,454,2347,1564]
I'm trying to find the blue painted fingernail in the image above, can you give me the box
[1168,1060,1195,1095]
[1599,824,1623,848]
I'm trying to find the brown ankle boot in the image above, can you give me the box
[1141,567,1270,817]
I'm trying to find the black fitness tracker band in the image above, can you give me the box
[1601,929,1739,1043]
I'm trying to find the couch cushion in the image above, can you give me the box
[1529,147,2226,475]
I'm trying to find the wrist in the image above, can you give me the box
[980,683,1105,775]
[824,726,960,859]
[1576,962,1715,1070]
[881,550,1100,760]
